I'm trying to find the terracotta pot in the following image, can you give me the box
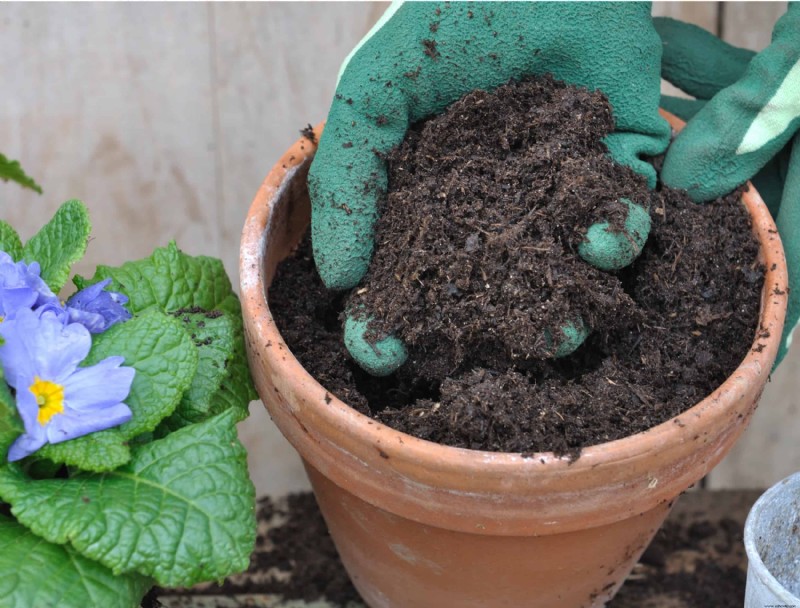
[240,112,788,608]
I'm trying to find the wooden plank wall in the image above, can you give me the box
[0,3,794,496]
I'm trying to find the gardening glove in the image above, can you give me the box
[655,4,800,367]
[310,1,671,376]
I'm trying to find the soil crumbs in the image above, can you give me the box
[270,75,763,458]
[614,511,747,607]
[153,492,746,607]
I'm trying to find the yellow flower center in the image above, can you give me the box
[30,376,65,426]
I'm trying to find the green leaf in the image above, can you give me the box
[23,200,91,292]
[75,244,256,425]
[75,243,255,425]
[0,369,23,460]
[0,409,256,587]
[37,431,131,474]
[0,153,42,193]
[0,514,152,608]
[0,221,23,261]
[208,332,256,419]
[209,293,258,410]
[212,294,258,413]
[157,310,236,433]
[75,241,235,314]
[38,311,198,472]
[86,311,198,438]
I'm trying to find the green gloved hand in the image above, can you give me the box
[310,1,670,376]
[655,5,800,366]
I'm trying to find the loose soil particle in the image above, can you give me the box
[300,123,317,144]
[270,75,762,458]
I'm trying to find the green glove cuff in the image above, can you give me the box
[774,133,800,368]
[653,17,755,100]
[578,198,651,271]
[662,5,800,203]
[344,315,408,377]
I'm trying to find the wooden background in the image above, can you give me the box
[1,2,796,496]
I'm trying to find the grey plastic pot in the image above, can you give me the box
[744,471,800,607]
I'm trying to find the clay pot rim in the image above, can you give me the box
[240,110,788,479]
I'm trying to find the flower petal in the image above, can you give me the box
[45,402,132,445]
[66,279,131,333]
[11,386,43,438]
[0,316,39,387]
[33,302,70,325]
[0,256,59,316]
[64,356,135,411]
[67,279,110,306]
[0,309,90,386]
[65,307,107,333]
[0,286,38,318]
[7,431,47,462]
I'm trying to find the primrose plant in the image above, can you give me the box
[0,200,257,608]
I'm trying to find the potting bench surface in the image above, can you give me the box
[156,489,761,608]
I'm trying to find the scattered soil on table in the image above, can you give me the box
[161,492,747,607]
[160,494,362,607]
[140,589,164,608]
[270,77,763,458]
[612,511,747,607]
[254,493,362,605]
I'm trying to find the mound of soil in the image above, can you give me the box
[352,75,648,378]
[269,75,763,458]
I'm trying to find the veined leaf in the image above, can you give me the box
[0,514,152,608]
[23,200,91,292]
[213,294,258,413]
[37,430,131,474]
[76,245,256,422]
[206,346,255,424]
[0,153,42,194]
[0,221,23,261]
[0,409,256,587]
[75,241,235,314]
[157,310,235,434]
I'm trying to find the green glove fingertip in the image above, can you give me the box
[344,315,408,377]
[545,318,590,359]
[578,199,651,271]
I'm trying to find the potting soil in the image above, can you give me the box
[270,75,763,458]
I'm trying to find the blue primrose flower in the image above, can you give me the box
[0,251,60,322]
[0,308,135,461]
[66,279,132,333]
